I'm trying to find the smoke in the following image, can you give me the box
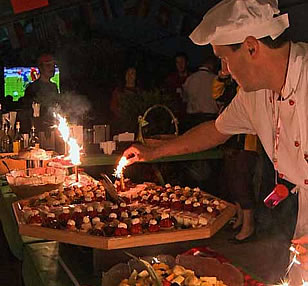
[47,91,92,124]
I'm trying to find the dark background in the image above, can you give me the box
[0,0,307,125]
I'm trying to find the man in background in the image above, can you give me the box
[21,53,59,132]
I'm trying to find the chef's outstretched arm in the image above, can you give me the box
[123,120,230,165]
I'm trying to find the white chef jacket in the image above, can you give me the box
[182,67,219,114]
[215,42,308,285]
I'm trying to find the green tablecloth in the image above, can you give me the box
[0,183,44,260]
[23,242,100,286]
[81,148,222,166]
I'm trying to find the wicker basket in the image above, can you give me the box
[6,167,67,199]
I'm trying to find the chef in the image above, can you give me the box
[123,0,308,284]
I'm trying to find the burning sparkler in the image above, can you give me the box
[54,113,82,183]
[53,113,70,155]
[114,156,128,190]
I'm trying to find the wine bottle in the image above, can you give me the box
[13,122,24,153]
[1,125,12,153]
[28,126,40,148]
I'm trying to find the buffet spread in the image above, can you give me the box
[12,178,236,250]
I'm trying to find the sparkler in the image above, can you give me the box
[53,113,70,155]
[67,138,81,182]
[114,156,128,191]
[54,113,82,183]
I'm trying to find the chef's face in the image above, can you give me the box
[213,44,258,92]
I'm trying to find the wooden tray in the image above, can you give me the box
[12,199,236,250]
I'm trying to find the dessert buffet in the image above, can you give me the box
[12,179,236,250]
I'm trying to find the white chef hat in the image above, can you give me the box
[190,0,289,46]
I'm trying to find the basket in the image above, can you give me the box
[6,167,67,199]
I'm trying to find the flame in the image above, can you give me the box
[54,113,70,142]
[114,156,128,178]
[53,113,81,166]
[67,138,81,165]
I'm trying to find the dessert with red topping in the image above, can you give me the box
[43,212,59,229]
[160,196,170,208]
[130,218,143,234]
[28,210,43,226]
[148,219,160,232]
[96,205,107,220]
[119,202,128,212]
[192,202,203,214]
[171,198,182,210]
[114,222,129,236]
[183,199,193,212]
[58,208,71,227]
[86,206,97,219]
[66,219,76,231]
[91,221,105,236]
[159,212,174,229]
[71,206,84,228]
[80,216,92,233]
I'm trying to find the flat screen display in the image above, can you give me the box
[4,66,60,101]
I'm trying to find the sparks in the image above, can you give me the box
[67,138,81,166]
[114,156,128,178]
[54,113,70,142]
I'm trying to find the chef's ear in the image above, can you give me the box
[243,36,259,57]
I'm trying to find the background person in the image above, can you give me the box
[20,53,59,132]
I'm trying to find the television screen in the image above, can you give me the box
[4,66,60,101]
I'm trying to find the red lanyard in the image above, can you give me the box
[272,91,282,184]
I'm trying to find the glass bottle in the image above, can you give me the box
[1,125,12,153]
[28,126,40,148]
[13,122,24,153]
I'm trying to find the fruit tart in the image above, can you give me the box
[43,212,59,229]
[58,208,71,227]
[28,210,43,226]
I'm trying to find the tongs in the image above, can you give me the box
[100,173,124,203]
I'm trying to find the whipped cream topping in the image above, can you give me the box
[161,212,170,220]
[109,212,117,219]
[120,202,127,208]
[193,202,201,207]
[67,219,75,226]
[118,222,128,229]
[47,213,55,218]
[185,199,192,205]
[153,195,160,201]
[63,208,70,214]
[185,186,191,191]
[207,206,213,213]
[162,197,169,202]
[165,183,171,188]
[149,219,157,225]
[92,217,101,224]
[174,185,181,190]
[96,205,104,212]
[131,218,140,225]
[121,212,129,218]
[74,207,82,213]
[32,210,40,216]
[87,206,94,212]
[131,210,139,216]
[83,216,90,223]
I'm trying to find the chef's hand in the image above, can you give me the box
[292,236,308,268]
[123,144,154,166]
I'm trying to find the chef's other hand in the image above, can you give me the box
[292,235,308,245]
[123,144,154,165]
[292,236,308,268]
